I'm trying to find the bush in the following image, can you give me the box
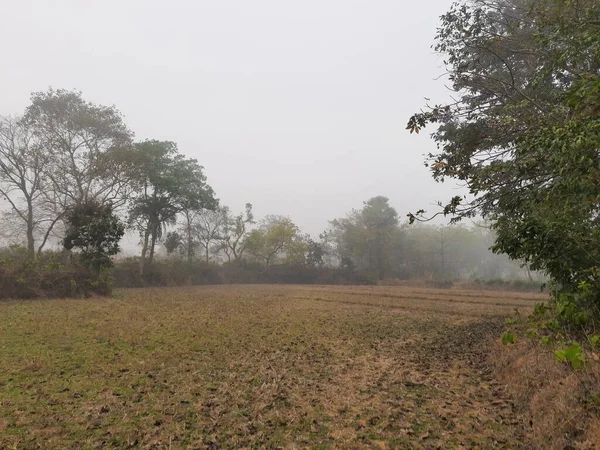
[469,278,544,292]
[111,258,222,287]
[109,258,381,288]
[0,257,113,299]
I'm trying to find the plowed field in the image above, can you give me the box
[0,285,547,449]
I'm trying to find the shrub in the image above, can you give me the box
[111,258,222,287]
[0,257,113,299]
[109,258,382,288]
[63,201,125,272]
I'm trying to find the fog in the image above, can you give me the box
[0,0,459,246]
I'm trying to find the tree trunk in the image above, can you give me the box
[139,228,150,275]
[148,225,158,266]
[26,205,35,260]
[205,246,209,263]
[526,265,534,282]
[187,217,193,267]
[182,214,193,285]
[440,245,445,280]
[376,236,385,280]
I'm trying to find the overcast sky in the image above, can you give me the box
[1,0,459,243]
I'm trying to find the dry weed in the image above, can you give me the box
[492,340,600,449]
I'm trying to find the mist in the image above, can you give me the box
[0,0,539,286]
[1,0,458,242]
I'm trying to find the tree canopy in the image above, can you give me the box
[23,88,134,209]
[126,140,217,274]
[245,215,305,269]
[408,0,600,294]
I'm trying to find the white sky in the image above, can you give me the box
[1,0,460,245]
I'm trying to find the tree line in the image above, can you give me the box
[156,196,535,284]
[0,91,532,288]
[0,89,219,276]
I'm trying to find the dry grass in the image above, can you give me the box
[492,340,600,450]
[0,284,547,449]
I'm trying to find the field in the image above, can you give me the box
[0,285,547,449]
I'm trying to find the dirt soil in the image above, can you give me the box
[0,285,547,449]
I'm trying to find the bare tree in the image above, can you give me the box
[22,89,134,216]
[192,207,228,263]
[178,209,199,265]
[0,116,61,258]
[219,203,254,262]
[429,227,454,280]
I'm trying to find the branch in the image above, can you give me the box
[37,213,64,255]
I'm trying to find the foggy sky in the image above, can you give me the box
[1,0,459,243]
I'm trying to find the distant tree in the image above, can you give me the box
[361,196,399,279]
[329,214,368,271]
[330,196,399,279]
[126,140,216,274]
[192,207,228,263]
[245,215,303,269]
[284,234,309,266]
[219,203,254,262]
[305,236,325,268]
[174,180,219,266]
[63,201,125,272]
[164,206,228,264]
[0,116,59,258]
[427,226,480,280]
[318,229,343,268]
[429,227,455,280]
[164,230,185,256]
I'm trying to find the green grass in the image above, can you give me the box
[0,285,541,449]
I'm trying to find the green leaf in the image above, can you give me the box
[501,332,515,345]
[554,349,567,362]
[555,343,585,369]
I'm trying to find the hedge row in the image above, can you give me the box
[110,259,377,288]
[0,259,112,299]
